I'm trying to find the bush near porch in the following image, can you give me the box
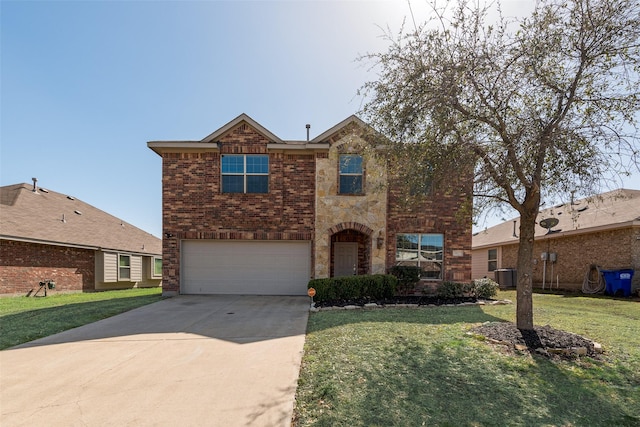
[307,274,498,303]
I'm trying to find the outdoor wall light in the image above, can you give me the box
[165,232,174,239]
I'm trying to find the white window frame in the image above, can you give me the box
[221,154,269,193]
[487,248,498,272]
[118,254,131,281]
[338,154,364,195]
[152,257,162,278]
[395,233,444,280]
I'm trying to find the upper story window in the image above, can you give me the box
[395,233,444,280]
[222,154,269,193]
[488,248,498,272]
[339,154,363,194]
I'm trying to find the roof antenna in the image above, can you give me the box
[32,177,39,193]
[306,124,310,142]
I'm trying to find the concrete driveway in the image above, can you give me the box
[0,295,309,427]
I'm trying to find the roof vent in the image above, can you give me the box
[74,210,82,215]
[32,177,38,193]
[306,124,311,142]
[40,188,49,193]
[61,214,66,223]
[67,195,75,200]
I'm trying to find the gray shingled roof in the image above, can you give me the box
[473,189,640,249]
[1,183,161,255]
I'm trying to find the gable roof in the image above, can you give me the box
[201,113,283,144]
[148,113,334,154]
[0,183,161,255]
[310,115,368,143]
[472,188,640,249]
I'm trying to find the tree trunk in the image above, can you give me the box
[515,209,538,331]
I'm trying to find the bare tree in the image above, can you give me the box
[359,0,639,330]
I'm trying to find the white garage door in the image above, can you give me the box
[181,240,311,295]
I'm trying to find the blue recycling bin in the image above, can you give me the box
[601,269,634,297]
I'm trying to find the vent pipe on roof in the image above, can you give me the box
[32,177,38,193]
[306,124,310,142]
[513,220,518,238]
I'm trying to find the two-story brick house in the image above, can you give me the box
[148,114,471,296]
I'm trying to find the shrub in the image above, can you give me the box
[436,281,473,299]
[308,274,397,303]
[435,279,499,300]
[473,278,499,299]
[388,266,422,295]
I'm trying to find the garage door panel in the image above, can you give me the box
[182,240,310,295]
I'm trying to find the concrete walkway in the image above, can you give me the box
[1,295,309,426]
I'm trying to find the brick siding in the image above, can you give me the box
[161,124,316,293]
[0,240,95,295]
[500,227,639,291]
[386,180,473,288]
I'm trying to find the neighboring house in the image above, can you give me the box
[148,113,472,296]
[472,189,640,292]
[0,181,162,295]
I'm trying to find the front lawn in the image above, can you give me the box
[294,291,640,426]
[0,287,163,350]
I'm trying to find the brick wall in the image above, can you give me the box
[0,240,95,295]
[386,180,473,287]
[501,226,639,291]
[161,124,316,293]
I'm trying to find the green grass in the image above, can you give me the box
[294,291,640,426]
[0,287,163,349]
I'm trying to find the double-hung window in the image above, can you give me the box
[487,249,498,272]
[339,154,363,194]
[396,233,444,279]
[222,155,269,193]
[119,254,131,280]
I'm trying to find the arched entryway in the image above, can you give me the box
[328,222,373,277]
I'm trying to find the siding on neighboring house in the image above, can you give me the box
[472,189,640,293]
[500,228,638,291]
[0,240,95,294]
[472,246,502,280]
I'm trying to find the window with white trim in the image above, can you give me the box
[119,254,131,280]
[338,154,363,194]
[395,233,444,279]
[221,154,269,193]
[488,248,498,272]
[153,257,162,278]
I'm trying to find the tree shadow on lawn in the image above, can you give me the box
[304,307,639,426]
[307,304,508,332]
[308,333,638,427]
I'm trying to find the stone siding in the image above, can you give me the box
[314,135,387,278]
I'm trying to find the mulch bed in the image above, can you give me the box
[471,322,603,360]
[313,295,479,308]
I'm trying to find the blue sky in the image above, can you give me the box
[2,0,638,237]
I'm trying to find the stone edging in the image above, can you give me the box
[471,334,605,357]
[310,299,513,312]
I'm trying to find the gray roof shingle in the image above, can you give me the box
[1,183,161,255]
[473,189,640,249]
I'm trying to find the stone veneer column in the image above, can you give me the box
[314,136,387,278]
